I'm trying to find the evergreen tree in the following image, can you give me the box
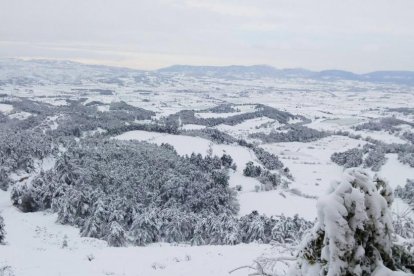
[107,221,126,247]
[292,169,412,275]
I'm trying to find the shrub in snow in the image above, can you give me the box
[363,146,387,171]
[394,179,414,205]
[107,221,126,247]
[398,152,414,168]
[128,209,160,246]
[393,214,414,240]
[239,211,266,243]
[0,169,11,191]
[220,154,234,168]
[271,214,314,245]
[0,215,5,244]
[252,147,284,170]
[243,161,262,177]
[292,169,414,275]
[243,162,285,190]
[331,148,364,168]
[402,132,414,144]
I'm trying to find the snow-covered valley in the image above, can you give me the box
[0,59,414,276]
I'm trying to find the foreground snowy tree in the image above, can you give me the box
[291,169,413,275]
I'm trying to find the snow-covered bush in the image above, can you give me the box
[331,148,364,168]
[398,152,414,168]
[362,145,387,171]
[394,179,414,205]
[183,128,237,144]
[243,161,262,177]
[393,213,414,240]
[292,169,413,275]
[271,215,314,244]
[243,162,285,190]
[253,147,284,170]
[402,132,414,144]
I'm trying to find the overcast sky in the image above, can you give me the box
[1,0,413,72]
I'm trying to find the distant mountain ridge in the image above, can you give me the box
[158,64,414,85]
[1,58,414,86]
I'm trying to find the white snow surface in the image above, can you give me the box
[0,190,268,276]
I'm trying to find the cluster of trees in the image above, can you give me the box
[364,142,414,169]
[388,107,414,115]
[165,104,301,128]
[243,161,287,191]
[403,131,414,144]
[250,125,328,143]
[204,103,238,113]
[292,169,414,275]
[395,179,414,205]
[182,128,237,144]
[0,101,57,190]
[50,100,155,137]
[354,117,413,132]
[331,144,388,171]
[252,147,284,170]
[9,138,311,247]
[362,144,387,171]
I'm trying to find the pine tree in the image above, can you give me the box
[128,210,159,246]
[292,169,410,276]
[107,221,126,247]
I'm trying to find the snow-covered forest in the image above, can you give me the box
[0,59,414,276]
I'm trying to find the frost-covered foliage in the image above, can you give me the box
[250,125,328,143]
[331,148,364,168]
[182,128,237,144]
[394,179,414,205]
[11,139,239,242]
[243,161,262,177]
[292,169,413,275]
[398,152,414,168]
[50,100,155,137]
[166,104,301,127]
[354,117,413,132]
[204,104,238,113]
[402,132,414,144]
[388,107,414,115]
[0,102,57,190]
[0,215,5,244]
[362,144,387,171]
[253,147,284,170]
[9,136,309,246]
[353,141,414,169]
[393,212,414,240]
[243,162,285,190]
[271,214,314,244]
[238,211,313,244]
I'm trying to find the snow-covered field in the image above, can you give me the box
[0,190,269,276]
[1,61,414,275]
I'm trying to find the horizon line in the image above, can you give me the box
[1,56,414,75]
